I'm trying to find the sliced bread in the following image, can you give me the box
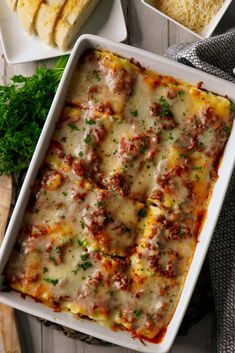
[4,0,18,11]
[54,0,100,51]
[35,0,66,46]
[16,0,44,34]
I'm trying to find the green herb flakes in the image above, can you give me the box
[138,207,147,218]
[131,110,138,117]
[77,239,86,247]
[159,96,172,118]
[84,134,94,147]
[44,277,59,286]
[80,261,93,271]
[69,122,79,131]
[85,118,96,125]
[80,253,89,261]
[133,309,142,318]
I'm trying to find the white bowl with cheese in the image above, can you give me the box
[142,0,233,38]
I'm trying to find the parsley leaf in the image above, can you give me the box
[55,246,61,254]
[85,118,96,125]
[231,103,235,112]
[44,277,59,286]
[133,309,142,318]
[131,110,138,117]
[0,56,68,175]
[84,134,94,147]
[80,253,89,261]
[77,238,86,247]
[138,207,147,218]
[69,122,79,131]
[80,261,92,271]
[159,96,173,118]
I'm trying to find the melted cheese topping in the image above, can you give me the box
[5,50,234,342]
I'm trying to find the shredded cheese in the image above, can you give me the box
[154,0,224,33]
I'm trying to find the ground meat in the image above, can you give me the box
[97,102,114,115]
[51,141,65,158]
[82,206,107,234]
[167,88,178,99]
[113,272,131,290]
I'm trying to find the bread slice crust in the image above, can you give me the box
[54,0,100,51]
[35,0,66,46]
[16,0,44,34]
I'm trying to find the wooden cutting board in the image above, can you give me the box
[0,175,22,353]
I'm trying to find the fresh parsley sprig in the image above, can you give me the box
[0,55,69,175]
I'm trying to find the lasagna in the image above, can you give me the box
[5,50,234,342]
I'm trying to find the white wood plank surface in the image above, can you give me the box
[2,0,230,351]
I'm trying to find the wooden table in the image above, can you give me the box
[1,0,234,352]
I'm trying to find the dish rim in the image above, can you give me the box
[0,34,234,353]
[141,0,233,39]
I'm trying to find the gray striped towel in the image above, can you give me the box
[166,29,235,353]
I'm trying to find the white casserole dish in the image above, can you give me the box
[0,34,234,353]
[142,0,233,39]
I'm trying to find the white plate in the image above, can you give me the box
[0,0,127,64]
[142,0,233,39]
[0,35,234,353]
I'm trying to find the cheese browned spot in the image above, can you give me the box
[5,50,234,342]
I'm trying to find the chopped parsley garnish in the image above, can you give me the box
[80,261,93,271]
[84,133,94,147]
[85,118,96,125]
[138,207,147,218]
[97,200,104,207]
[94,71,101,81]
[77,239,86,247]
[168,132,174,141]
[49,256,57,264]
[140,137,147,154]
[80,220,85,229]
[195,174,200,181]
[194,117,199,128]
[131,110,138,117]
[178,90,185,96]
[42,267,48,273]
[44,277,59,286]
[79,151,84,157]
[122,226,131,233]
[62,191,68,196]
[224,125,232,137]
[133,309,142,318]
[71,269,78,275]
[61,136,67,143]
[159,96,172,118]
[69,122,79,131]
[80,253,89,261]
[55,246,61,254]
